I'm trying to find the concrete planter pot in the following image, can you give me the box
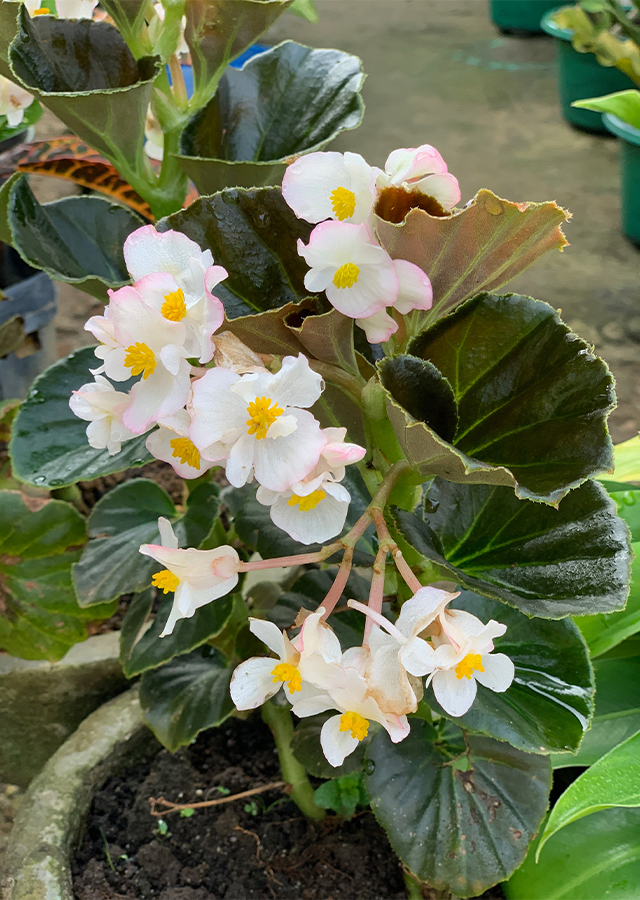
[490,0,560,34]
[0,689,154,900]
[0,632,127,787]
[603,112,640,246]
[541,8,635,132]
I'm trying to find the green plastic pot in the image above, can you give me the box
[490,0,560,34]
[541,9,634,132]
[603,112,640,245]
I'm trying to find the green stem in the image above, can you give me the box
[261,701,325,822]
[403,870,423,900]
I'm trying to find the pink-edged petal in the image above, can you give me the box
[392,259,433,314]
[124,225,211,282]
[383,713,411,744]
[230,657,280,710]
[416,172,461,209]
[321,714,360,767]
[282,152,351,223]
[432,668,477,717]
[356,309,398,343]
[385,145,448,182]
[396,587,455,639]
[475,653,515,693]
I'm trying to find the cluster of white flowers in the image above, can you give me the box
[230,586,514,766]
[24,0,98,19]
[0,74,34,130]
[281,145,460,343]
[71,225,366,546]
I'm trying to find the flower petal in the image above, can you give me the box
[230,657,280,710]
[321,714,360,767]
[392,259,433,314]
[432,667,477,717]
[475,652,515,693]
[249,618,287,659]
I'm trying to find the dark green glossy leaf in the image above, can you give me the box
[426,591,593,754]
[73,480,219,606]
[0,550,116,661]
[292,713,367,778]
[575,542,640,656]
[504,807,640,900]
[393,478,631,617]
[159,188,312,319]
[10,10,158,170]
[365,720,551,897]
[120,588,234,677]
[184,0,292,107]
[390,293,615,504]
[10,347,152,489]
[178,41,364,194]
[1,175,143,300]
[552,657,640,768]
[139,647,234,751]
[0,490,85,558]
[379,355,457,444]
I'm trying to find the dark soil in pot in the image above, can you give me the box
[73,715,409,900]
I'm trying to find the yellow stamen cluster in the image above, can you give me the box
[246,396,284,440]
[339,711,369,741]
[170,437,201,469]
[288,489,326,512]
[271,662,302,693]
[33,7,50,14]
[152,569,180,594]
[161,289,187,321]
[455,653,485,681]
[124,342,156,380]
[330,186,356,221]
[333,262,360,290]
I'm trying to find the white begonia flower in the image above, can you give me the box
[291,648,410,768]
[255,427,365,544]
[230,608,345,710]
[354,257,433,343]
[429,608,515,718]
[139,518,240,637]
[0,74,34,129]
[144,107,164,161]
[145,408,221,479]
[297,221,399,320]
[282,151,377,226]
[85,283,192,434]
[55,0,99,19]
[189,354,327,493]
[348,586,457,716]
[123,225,228,364]
[69,375,138,455]
[378,144,461,210]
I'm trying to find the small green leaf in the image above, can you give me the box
[391,293,615,504]
[575,542,640,656]
[10,347,152,489]
[73,480,219,606]
[365,720,551,897]
[178,41,364,194]
[573,89,640,129]
[426,591,594,754]
[393,478,630,618]
[139,647,234,752]
[159,188,312,319]
[0,490,85,558]
[504,807,640,900]
[540,729,640,852]
[552,657,640,768]
[288,0,318,22]
[313,772,368,818]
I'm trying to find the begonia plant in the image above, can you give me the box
[0,2,636,897]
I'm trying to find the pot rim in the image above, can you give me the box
[603,111,640,144]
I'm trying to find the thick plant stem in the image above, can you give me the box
[261,701,325,822]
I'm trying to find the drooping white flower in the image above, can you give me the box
[189,354,327,492]
[123,226,228,364]
[69,375,138,455]
[348,587,457,715]
[292,648,410,767]
[298,221,399,320]
[230,608,345,710]
[256,427,365,544]
[146,408,222,479]
[282,151,377,225]
[378,145,461,210]
[0,75,34,129]
[55,0,99,18]
[86,282,192,434]
[139,518,240,636]
[429,609,515,717]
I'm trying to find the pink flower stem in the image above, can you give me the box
[320,545,354,620]
[363,546,388,645]
[371,507,422,594]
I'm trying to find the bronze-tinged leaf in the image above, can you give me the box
[373,188,570,330]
